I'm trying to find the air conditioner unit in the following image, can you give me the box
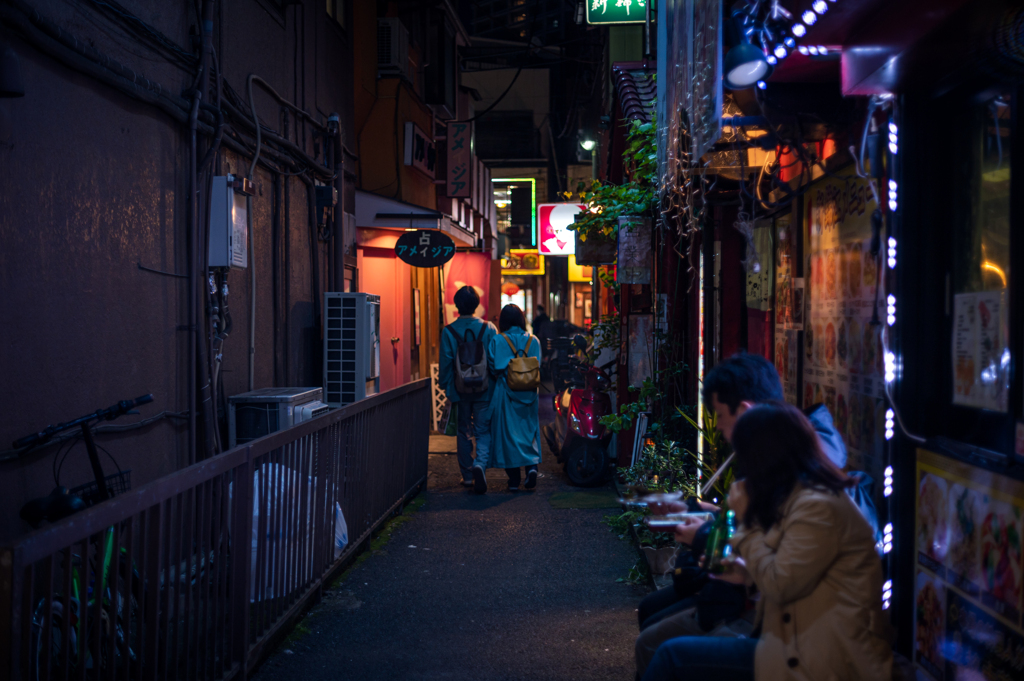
[377,18,409,78]
[324,293,381,407]
[228,388,329,448]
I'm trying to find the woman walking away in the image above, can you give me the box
[644,402,892,681]
[470,304,541,494]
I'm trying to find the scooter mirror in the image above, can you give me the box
[572,334,588,351]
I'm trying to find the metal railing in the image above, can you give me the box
[1,379,430,680]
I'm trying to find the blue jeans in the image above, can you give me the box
[456,399,489,481]
[642,636,756,681]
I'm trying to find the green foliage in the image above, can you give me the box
[603,507,675,549]
[676,407,733,502]
[562,119,657,244]
[621,440,700,496]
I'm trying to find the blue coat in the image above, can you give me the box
[486,327,542,469]
[439,316,496,403]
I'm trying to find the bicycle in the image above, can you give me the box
[18,394,153,680]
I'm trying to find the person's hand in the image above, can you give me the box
[727,480,749,520]
[672,517,704,545]
[710,556,751,586]
[647,500,688,516]
[696,500,720,513]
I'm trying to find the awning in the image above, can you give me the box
[355,189,477,247]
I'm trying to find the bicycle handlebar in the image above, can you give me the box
[13,394,155,449]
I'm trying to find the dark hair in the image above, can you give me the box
[537,305,545,314]
[454,286,480,316]
[701,352,783,414]
[498,304,527,332]
[731,402,853,530]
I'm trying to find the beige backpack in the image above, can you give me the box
[501,333,540,391]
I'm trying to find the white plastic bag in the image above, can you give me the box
[249,463,348,601]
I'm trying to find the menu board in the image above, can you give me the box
[802,169,886,475]
[915,448,1024,680]
[773,214,801,404]
[952,291,1009,413]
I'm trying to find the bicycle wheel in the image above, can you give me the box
[30,596,79,680]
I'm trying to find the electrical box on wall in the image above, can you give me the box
[324,293,381,407]
[209,175,253,268]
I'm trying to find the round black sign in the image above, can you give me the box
[394,230,456,267]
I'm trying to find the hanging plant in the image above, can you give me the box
[563,119,658,244]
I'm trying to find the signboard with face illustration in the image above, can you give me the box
[802,167,885,479]
[538,203,586,256]
[914,448,1024,681]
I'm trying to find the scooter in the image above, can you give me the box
[543,336,615,487]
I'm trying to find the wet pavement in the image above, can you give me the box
[253,404,648,681]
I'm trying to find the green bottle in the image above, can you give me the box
[704,507,737,575]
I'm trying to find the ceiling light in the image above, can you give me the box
[724,42,770,89]
[802,10,817,25]
[792,23,807,37]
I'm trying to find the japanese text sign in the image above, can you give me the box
[587,0,650,25]
[395,230,456,268]
[538,203,586,256]
[404,122,436,178]
[446,121,473,198]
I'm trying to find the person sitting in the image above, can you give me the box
[470,304,542,493]
[643,402,892,681]
[439,286,496,487]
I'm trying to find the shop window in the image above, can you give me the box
[950,92,1012,413]
[326,0,344,29]
[953,92,1011,295]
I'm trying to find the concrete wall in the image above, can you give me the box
[0,0,355,541]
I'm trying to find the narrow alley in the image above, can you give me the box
[253,429,645,681]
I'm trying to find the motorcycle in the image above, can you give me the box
[542,335,615,487]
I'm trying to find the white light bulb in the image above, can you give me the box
[767,54,778,65]
[792,23,807,37]
[774,45,788,59]
[808,46,819,55]
[889,199,898,212]
[798,45,809,55]
[889,142,898,155]
[889,179,898,191]
[817,46,828,54]
[813,0,828,13]
[889,121,898,134]
[757,80,767,90]
[802,10,817,25]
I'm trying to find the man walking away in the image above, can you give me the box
[439,286,497,486]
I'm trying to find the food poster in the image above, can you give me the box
[914,448,1024,680]
[773,214,801,404]
[952,291,1009,412]
[802,169,886,476]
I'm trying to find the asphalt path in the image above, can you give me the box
[253,403,647,681]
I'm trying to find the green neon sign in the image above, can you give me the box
[586,0,651,25]
[492,177,537,247]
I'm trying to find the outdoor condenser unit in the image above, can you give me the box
[323,293,381,407]
[228,388,329,448]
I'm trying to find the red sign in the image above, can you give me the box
[538,203,586,256]
[446,122,472,198]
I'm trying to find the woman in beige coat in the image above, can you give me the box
[643,402,892,681]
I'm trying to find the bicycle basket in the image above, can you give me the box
[69,470,132,506]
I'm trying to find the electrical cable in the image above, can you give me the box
[453,65,524,123]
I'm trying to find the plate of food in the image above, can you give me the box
[915,572,945,673]
[949,483,982,586]
[980,500,1022,607]
[918,473,948,563]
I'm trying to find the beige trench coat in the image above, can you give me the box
[732,485,892,681]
